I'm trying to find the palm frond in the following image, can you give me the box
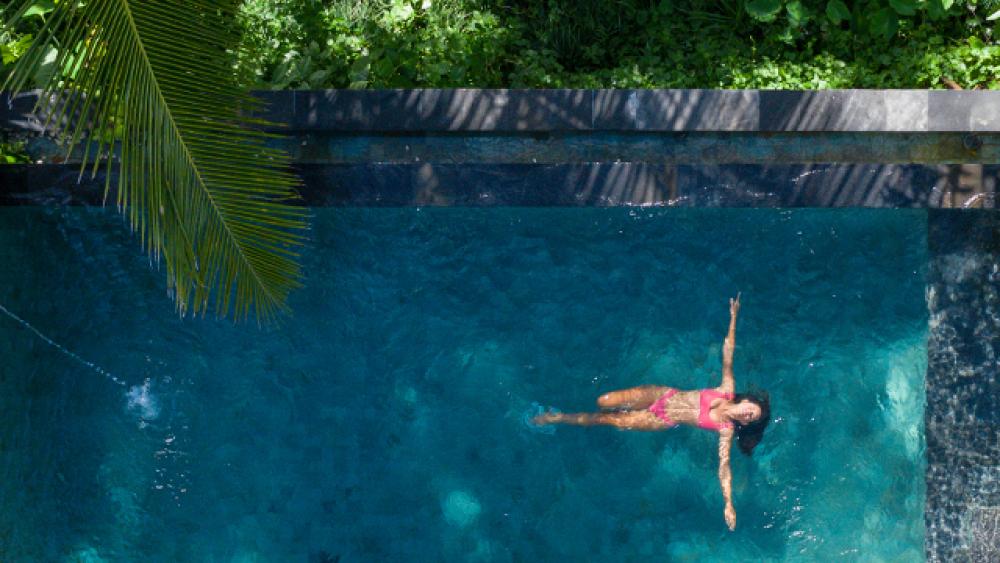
[3,0,309,323]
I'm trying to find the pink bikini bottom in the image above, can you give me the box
[648,388,679,428]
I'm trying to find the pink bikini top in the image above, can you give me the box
[698,389,734,431]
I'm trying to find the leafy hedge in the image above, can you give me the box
[4,0,1000,90]
[235,0,1000,89]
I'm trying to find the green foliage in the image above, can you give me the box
[238,0,507,88]
[3,0,309,321]
[869,8,899,40]
[888,0,918,16]
[228,0,1000,89]
[0,139,30,163]
[4,0,999,91]
[786,1,812,26]
[825,0,851,23]
[746,0,784,21]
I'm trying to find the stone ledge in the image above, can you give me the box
[5,90,1000,133]
[3,163,994,208]
[273,132,995,164]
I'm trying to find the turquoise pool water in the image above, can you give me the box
[1,207,926,561]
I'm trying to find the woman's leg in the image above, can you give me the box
[597,385,672,410]
[532,410,666,431]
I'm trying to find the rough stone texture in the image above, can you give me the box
[7,89,1000,133]
[675,163,948,207]
[926,211,1000,563]
[759,90,928,132]
[293,90,424,131]
[887,91,931,132]
[262,89,960,132]
[593,90,759,131]
[929,91,1000,132]
[267,89,594,132]
[417,89,592,131]
[674,164,996,208]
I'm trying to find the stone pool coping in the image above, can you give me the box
[250,89,1000,133]
[2,89,999,208]
[5,89,1000,133]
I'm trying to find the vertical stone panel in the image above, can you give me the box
[925,210,1000,562]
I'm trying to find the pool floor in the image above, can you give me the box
[0,207,927,561]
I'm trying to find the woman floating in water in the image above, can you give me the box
[533,294,770,531]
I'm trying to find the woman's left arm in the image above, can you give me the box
[718,429,736,530]
[720,294,740,393]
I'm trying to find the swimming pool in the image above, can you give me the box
[0,206,927,560]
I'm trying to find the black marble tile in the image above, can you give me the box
[1,163,993,208]
[675,163,945,207]
[761,91,871,131]
[294,90,424,131]
[293,163,413,206]
[925,210,1000,562]
[760,90,927,132]
[416,90,592,131]
[0,164,112,205]
[407,163,679,206]
[250,90,296,129]
[594,90,758,131]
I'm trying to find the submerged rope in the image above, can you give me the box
[0,302,126,387]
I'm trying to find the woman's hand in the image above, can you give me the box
[729,293,741,318]
[724,503,736,531]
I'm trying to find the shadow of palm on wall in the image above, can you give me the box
[1,89,997,208]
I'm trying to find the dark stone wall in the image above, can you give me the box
[926,211,1000,562]
[245,90,1000,133]
[2,163,995,208]
[3,90,997,208]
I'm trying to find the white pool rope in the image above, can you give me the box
[0,301,126,387]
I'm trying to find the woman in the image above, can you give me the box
[533,294,770,531]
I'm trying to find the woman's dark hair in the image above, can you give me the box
[732,389,771,456]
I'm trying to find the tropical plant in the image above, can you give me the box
[223,0,1000,90]
[2,0,309,322]
[743,0,961,40]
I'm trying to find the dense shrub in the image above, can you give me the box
[234,0,1000,89]
[3,0,1000,89]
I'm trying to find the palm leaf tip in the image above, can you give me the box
[4,0,310,322]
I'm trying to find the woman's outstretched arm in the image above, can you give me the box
[718,429,736,530]
[720,293,740,392]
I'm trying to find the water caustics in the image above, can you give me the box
[0,207,928,561]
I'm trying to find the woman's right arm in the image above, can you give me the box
[718,429,736,531]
